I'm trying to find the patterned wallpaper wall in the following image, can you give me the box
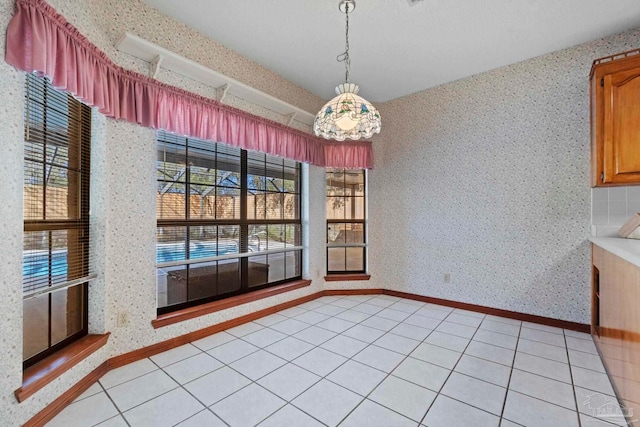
[367,27,640,325]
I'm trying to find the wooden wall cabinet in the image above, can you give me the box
[591,49,640,187]
[591,244,640,423]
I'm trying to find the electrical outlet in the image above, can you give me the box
[444,273,451,284]
[117,311,130,327]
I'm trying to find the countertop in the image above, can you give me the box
[590,237,640,268]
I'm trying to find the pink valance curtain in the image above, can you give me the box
[5,0,374,169]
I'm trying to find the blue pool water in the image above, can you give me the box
[155,242,238,263]
[23,251,68,278]
[23,242,239,279]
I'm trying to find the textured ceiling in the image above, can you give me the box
[144,0,640,103]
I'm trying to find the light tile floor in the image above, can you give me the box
[46,295,631,427]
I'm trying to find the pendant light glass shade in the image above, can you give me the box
[313,0,381,141]
[314,83,381,141]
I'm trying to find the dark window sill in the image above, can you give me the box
[324,274,371,282]
[152,279,312,328]
[16,333,110,403]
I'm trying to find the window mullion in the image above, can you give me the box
[185,140,191,302]
[42,81,48,221]
[240,150,248,291]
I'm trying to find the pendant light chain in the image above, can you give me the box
[337,2,351,83]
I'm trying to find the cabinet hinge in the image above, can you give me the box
[600,78,604,88]
[601,172,604,182]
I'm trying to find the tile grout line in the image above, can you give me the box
[564,329,583,427]
[170,409,225,427]
[497,318,522,426]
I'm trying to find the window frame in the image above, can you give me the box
[156,132,303,315]
[326,168,368,275]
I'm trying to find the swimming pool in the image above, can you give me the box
[23,241,240,282]
[156,241,239,264]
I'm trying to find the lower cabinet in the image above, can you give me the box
[591,244,640,425]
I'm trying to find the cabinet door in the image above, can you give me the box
[603,68,640,184]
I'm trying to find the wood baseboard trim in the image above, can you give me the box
[382,290,591,333]
[23,361,109,427]
[16,333,111,403]
[112,290,322,368]
[152,279,312,328]
[324,274,371,282]
[323,288,383,295]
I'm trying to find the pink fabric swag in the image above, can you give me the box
[5,0,374,169]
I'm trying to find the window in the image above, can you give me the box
[156,131,302,314]
[22,74,92,368]
[326,169,367,274]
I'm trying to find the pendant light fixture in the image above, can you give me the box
[313,0,381,141]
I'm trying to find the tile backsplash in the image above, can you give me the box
[591,185,640,227]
